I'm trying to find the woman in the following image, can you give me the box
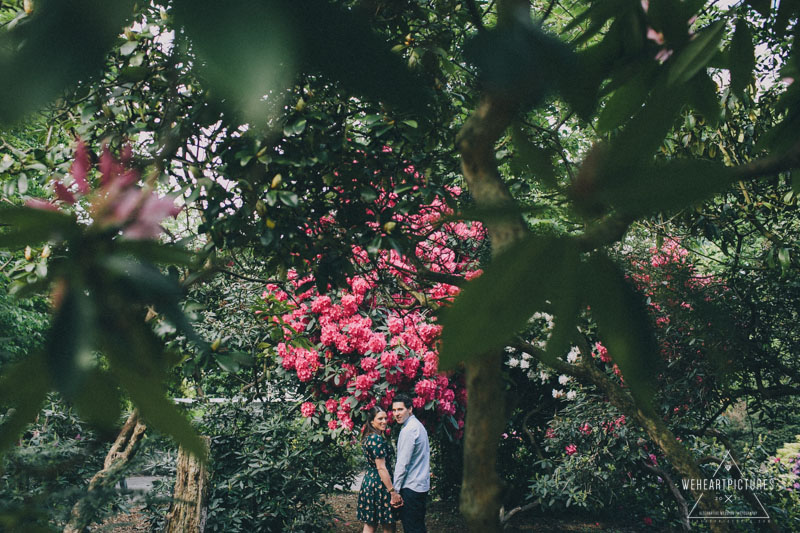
[357,406,398,533]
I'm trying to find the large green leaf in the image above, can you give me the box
[667,19,726,86]
[100,255,205,346]
[729,18,755,97]
[0,353,50,454]
[0,0,136,123]
[582,254,659,407]
[465,22,575,107]
[510,123,556,188]
[71,368,122,435]
[172,0,432,124]
[599,159,736,217]
[603,84,687,172]
[439,235,579,369]
[45,286,96,398]
[0,206,78,248]
[597,68,654,133]
[686,71,720,126]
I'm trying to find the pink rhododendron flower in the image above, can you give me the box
[325,399,338,413]
[328,420,339,430]
[565,444,578,456]
[300,402,316,418]
[380,351,399,369]
[360,356,378,372]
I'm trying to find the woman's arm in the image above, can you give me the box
[374,457,396,494]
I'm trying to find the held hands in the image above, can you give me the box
[390,490,403,508]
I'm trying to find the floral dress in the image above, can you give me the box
[357,433,395,524]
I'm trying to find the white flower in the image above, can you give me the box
[521,351,532,361]
[507,358,520,368]
[566,390,577,400]
[558,374,571,385]
[520,359,530,369]
[539,371,550,383]
[552,388,564,399]
[566,346,580,364]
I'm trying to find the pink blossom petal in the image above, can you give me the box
[647,27,665,45]
[70,140,91,195]
[122,194,182,240]
[25,198,60,211]
[53,181,77,204]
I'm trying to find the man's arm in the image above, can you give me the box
[393,425,417,489]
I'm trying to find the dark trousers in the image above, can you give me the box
[399,488,427,533]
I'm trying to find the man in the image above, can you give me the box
[391,393,430,533]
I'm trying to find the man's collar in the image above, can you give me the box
[401,413,416,426]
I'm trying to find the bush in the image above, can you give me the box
[0,395,120,531]
[198,400,357,533]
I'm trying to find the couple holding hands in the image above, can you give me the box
[357,394,429,533]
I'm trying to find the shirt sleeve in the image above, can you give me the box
[393,424,417,488]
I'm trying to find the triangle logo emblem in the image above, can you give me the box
[686,450,771,520]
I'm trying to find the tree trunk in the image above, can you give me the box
[64,410,147,533]
[164,436,211,533]
[456,91,527,533]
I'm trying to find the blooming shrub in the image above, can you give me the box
[257,191,486,438]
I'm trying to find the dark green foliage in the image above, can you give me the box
[0,395,122,532]
[197,401,357,533]
[440,234,579,369]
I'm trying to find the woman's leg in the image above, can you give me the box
[362,522,376,533]
[380,523,396,533]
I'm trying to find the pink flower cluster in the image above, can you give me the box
[27,140,182,239]
[259,192,480,436]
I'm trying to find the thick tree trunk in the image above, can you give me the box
[456,92,527,532]
[164,436,210,533]
[64,410,147,533]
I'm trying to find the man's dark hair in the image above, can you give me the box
[393,393,413,409]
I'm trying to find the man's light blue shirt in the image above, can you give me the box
[393,414,430,492]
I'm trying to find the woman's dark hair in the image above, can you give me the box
[393,393,413,409]
[360,406,387,442]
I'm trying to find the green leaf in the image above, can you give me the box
[604,84,687,171]
[597,70,653,133]
[101,255,204,346]
[745,0,770,17]
[72,368,122,434]
[686,71,720,126]
[562,0,631,45]
[582,254,659,407]
[119,40,138,56]
[0,206,78,248]
[115,240,196,266]
[729,19,755,97]
[45,287,95,398]
[0,353,50,454]
[510,123,556,188]
[600,159,735,217]
[0,0,136,123]
[667,20,726,86]
[440,235,579,369]
[278,191,299,208]
[284,118,307,137]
